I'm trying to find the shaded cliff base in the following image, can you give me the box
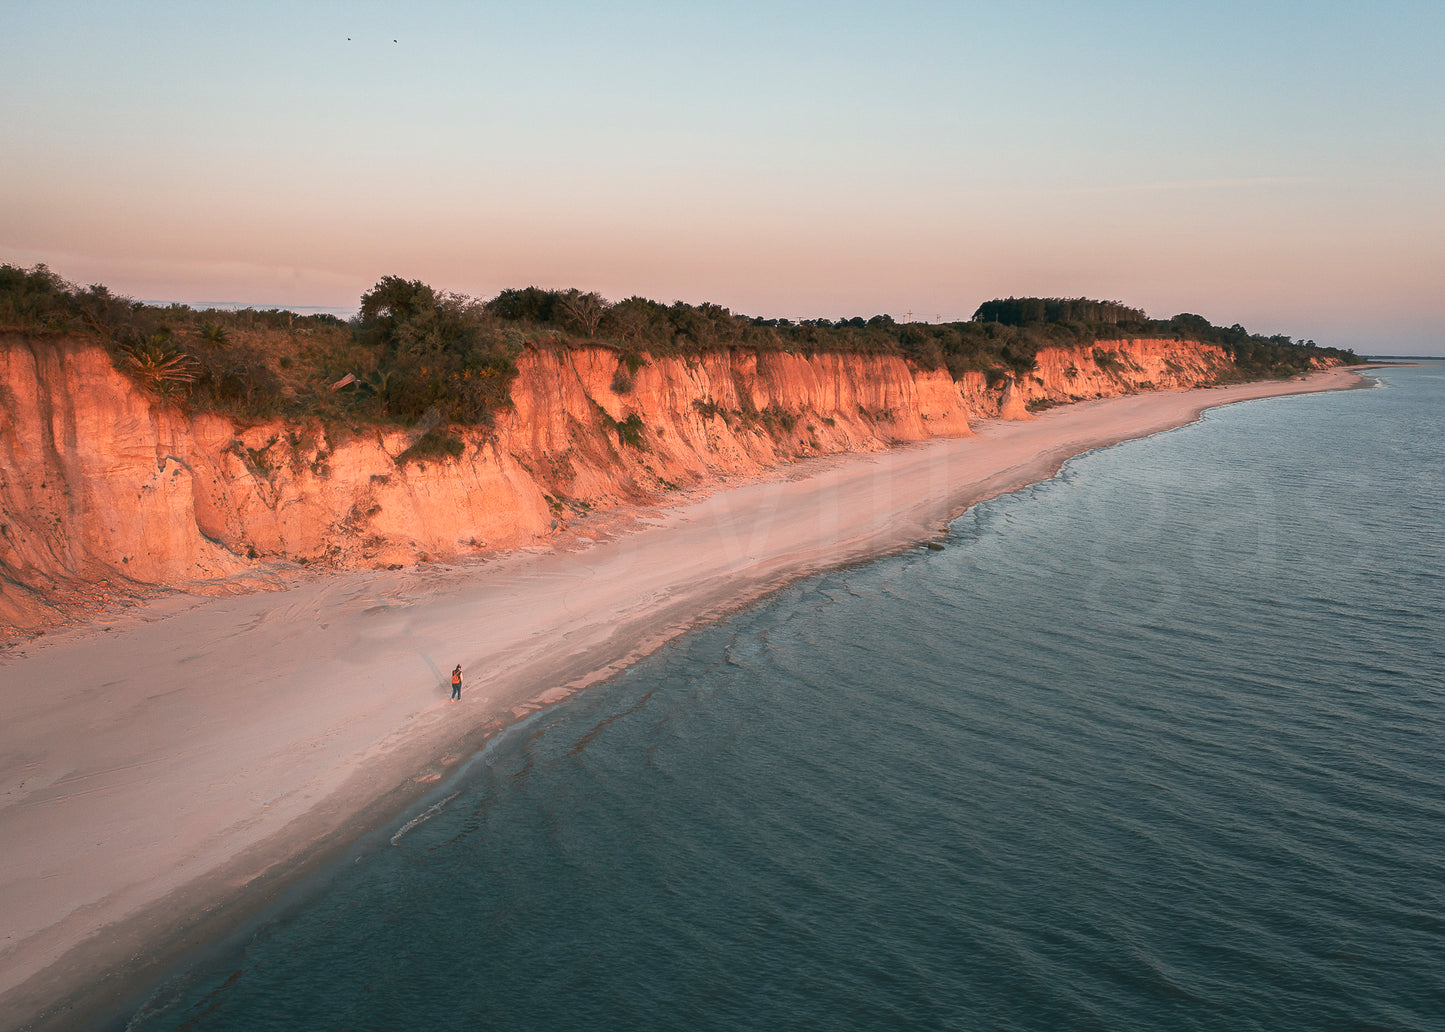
[0,367,1371,1032]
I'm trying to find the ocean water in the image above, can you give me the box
[121,364,1444,1032]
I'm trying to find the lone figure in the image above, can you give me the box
[451,664,462,701]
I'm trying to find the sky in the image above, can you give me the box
[2,1,1441,354]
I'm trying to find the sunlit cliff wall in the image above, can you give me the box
[0,334,1291,635]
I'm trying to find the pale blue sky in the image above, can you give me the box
[3,1,1441,353]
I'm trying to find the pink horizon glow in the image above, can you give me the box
[4,2,1441,354]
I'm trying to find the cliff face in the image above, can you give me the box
[0,338,974,634]
[0,333,1285,635]
[956,338,1234,418]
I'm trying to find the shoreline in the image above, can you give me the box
[0,367,1371,1031]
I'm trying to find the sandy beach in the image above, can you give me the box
[0,367,1368,1030]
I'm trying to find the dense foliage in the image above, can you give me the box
[966,296,1362,381]
[479,287,1360,382]
[353,276,518,424]
[973,297,1146,326]
[1,263,353,420]
[1,264,1362,431]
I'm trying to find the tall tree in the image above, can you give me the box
[558,289,607,337]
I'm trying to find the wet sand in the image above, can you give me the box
[0,367,1368,1029]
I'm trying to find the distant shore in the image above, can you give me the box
[0,366,1371,1031]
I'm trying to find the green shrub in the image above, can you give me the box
[120,335,201,398]
[618,413,646,447]
[1092,348,1123,373]
[759,404,798,432]
[692,399,727,422]
[1026,397,1065,412]
[599,408,647,449]
[394,430,465,467]
[984,367,1012,389]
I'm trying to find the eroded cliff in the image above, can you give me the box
[955,338,1237,418]
[0,333,1301,636]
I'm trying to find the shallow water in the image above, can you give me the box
[122,364,1445,1031]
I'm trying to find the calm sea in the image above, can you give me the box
[119,363,1444,1032]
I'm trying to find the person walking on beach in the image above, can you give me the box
[451,664,462,701]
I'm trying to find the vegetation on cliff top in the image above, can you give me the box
[1,263,1361,429]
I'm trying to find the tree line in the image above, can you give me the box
[476,285,1360,381]
[973,297,1146,326]
[1,263,1362,430]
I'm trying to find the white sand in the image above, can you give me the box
[0,368,1366,1027]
